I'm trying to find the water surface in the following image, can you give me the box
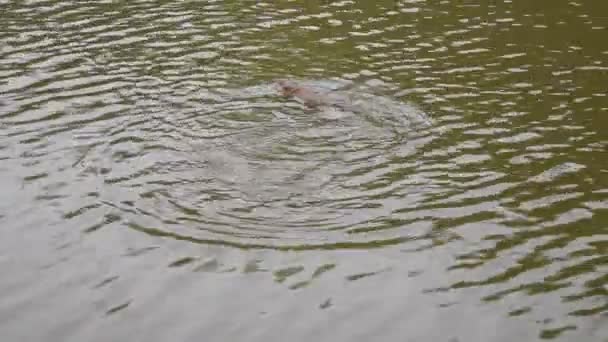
[1,1,607,341]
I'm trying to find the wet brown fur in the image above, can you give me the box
[276,79,329,107]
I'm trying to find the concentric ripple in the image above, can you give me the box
[87,79,436,250]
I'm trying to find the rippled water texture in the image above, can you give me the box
[1,1,607,341]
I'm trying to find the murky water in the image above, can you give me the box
[1,1,607,341]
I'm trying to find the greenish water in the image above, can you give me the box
[0,1,606,341]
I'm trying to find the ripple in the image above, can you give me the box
[1,0,607,340]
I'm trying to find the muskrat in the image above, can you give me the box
[275,79,434,126]
[276,79,349,109]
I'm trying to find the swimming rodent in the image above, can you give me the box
[275,79,433,126]
[276,79,348,109]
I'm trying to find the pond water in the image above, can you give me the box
[1,1,607,341]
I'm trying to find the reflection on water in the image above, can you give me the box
[0,0,607,341]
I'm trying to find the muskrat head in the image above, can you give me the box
[276,79,299,96]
